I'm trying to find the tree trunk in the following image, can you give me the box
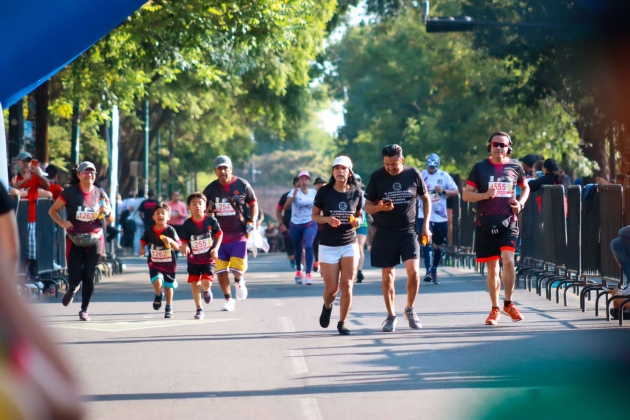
[34,81,49,163]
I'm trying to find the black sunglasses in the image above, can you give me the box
[491,142,509,148]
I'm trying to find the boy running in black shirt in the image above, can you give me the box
[179,192,223,320]
[139,203,181,318]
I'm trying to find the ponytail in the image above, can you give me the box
[69,164,80,186]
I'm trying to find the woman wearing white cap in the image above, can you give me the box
[284,170,318,284]
[49,162,114,321]
[312,156,362,335]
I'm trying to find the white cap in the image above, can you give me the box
[332,156,353,173]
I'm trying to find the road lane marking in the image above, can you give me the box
[299,398,323,420]
[278,316,295,332]
[286,349,309,375]
[47,318,237,332]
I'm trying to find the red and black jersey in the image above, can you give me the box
[140,225,179,273]
[202,176,256,243]
[466,158,526,224]
[179,215,222,265]
[59,185,109,234]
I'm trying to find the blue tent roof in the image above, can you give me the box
[0,0,146,107]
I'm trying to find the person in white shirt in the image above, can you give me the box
[284,170,318,285]
[417,154,459,284]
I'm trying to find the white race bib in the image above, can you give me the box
[489,182,514,198]
[429,191,440,202]
[215,202,235,216]
[150,248,172,263]
[191,237,212,255]
[76,210,99,222]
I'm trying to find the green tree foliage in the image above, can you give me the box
[45,0,341,194]
[327,2,591,179]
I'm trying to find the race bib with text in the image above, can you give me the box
[489,182,514,198]
[150,248,172,263]
[215,201,235,216]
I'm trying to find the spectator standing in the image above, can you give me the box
[166,191,188,237]
[518,154,538,179]
[45,164,64,201]
[528,158,564,193]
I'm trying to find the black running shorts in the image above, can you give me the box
[187,263,216,277]
[475,222,519,263]
[416,219,448,246]
[370,229,420,268]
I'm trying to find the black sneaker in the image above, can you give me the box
[610,308,630,320]
[153,291,164,310]
[319,303,333,328]
[356,270,364,283]
[165,306,173,319]
[423,270,432,282]
[337,321,350,335]
[62,286,79,306]
[79,310,90,321]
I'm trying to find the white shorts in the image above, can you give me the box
[319,243,360,264]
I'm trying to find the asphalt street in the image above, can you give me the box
[34,252,630,420]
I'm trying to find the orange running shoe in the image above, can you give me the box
[503,303,524,322]
[485,307,501,325]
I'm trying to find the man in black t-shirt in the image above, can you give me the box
[365,144,432,332]
[138,190,159,229]
[276,176,299,268]
[463,131,529,326]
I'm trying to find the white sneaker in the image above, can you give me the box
[221,298,235,312]
[235,279,248,300]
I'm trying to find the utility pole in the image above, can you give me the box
[143,99,150,196]
[35,81,50,163]
[70,101,80,165]
[168,119,175,197]
[155,129,161,199]
[8,99,24,159]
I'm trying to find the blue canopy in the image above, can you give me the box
[0,0,146,107]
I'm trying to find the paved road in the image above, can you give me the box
[35,252,629,420]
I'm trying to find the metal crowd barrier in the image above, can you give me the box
[444,193,461,266]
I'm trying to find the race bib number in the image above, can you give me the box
[429,190,440,202]
[191,237,211,255]
[215,202,235,216]
[76,209,98,222]
[489,182,514,198]
[150,248,172,263]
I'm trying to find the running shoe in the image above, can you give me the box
[79,310,90,322]
[203,288,213,304]
[485,307,501,325]
[165,307,173,319]
[356,270,364,283]
[235,279,248,300]
[503,303,524,322]
[62,286,79,306]
[381,315,397,332]
[422,270,432,283]
[337,321,350,335]
[313,261,319,273]
[221,298,235,312]
[305,273,313,285]
[153,291,164,310]
[290,260,296,269]
[294,271,303,284]
[319,303,332,328]
[431,268,440,284]
[404,307,422,329]
[194,308,205,320]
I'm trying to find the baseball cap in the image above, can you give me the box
[298,170,310,179]
[314,177,326,185]
[354,173,362,181]
[519,154,538,168]
[332,156,353,173]
[214,155,232,169]
[16,151,32,161]
[77,161,96,172]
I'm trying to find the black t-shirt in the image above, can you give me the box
[527,173,558,193]
[202,176,256,243]
[60,185,109,234]
[278,192,292,227]
[138,199,159,229]
[365,166,427,233]
[313,186,362,246]
[179,215,222,265]
[140,225,179,273]
[0,184,14,215]
[466,158,526,223]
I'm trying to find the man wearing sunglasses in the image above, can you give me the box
[462,132,529,326]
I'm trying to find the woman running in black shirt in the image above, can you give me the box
[312,156,362,335]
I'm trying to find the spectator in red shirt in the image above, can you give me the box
[45,164,64,201]
[10,151,51,279]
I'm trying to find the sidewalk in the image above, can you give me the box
[34,253,630,420]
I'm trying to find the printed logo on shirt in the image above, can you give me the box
[393,182,402,191]
[437,179,443,185]
[339,202,348,211]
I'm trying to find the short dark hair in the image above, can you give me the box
[533,160,544,172]
[46,164,59,178]
[488,131,512,145]
[153,202,172,215]
[187,192,207,206]
[292,176,299,186]
[148,190,155,198]
[382,144,403,158]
